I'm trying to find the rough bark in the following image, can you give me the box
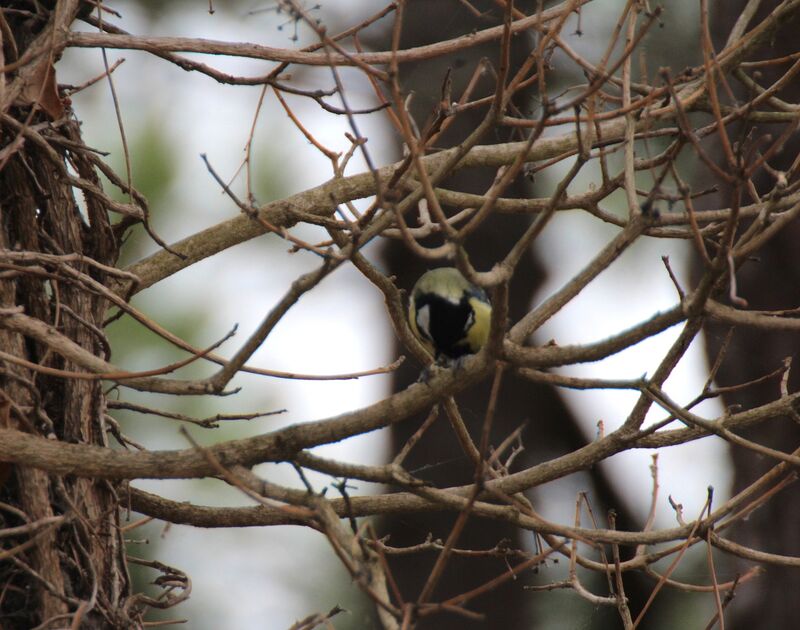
[0,3,133,627]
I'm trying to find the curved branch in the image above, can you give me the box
[68,3,578,69]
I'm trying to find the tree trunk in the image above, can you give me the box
[706,3,800,627]
[0,3,133,627]
[380,2,655,626]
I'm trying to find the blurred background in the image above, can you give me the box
[59,1,743,627]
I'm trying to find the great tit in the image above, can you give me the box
[408,267,492,362]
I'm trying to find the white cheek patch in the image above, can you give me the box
[464,310,475,334]
[416,304,432,340]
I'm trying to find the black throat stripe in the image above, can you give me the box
[415,293,474,359]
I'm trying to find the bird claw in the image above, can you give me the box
[416,355,472,384]
[417,362,446,384]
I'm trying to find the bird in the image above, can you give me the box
[408,267,492,364]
